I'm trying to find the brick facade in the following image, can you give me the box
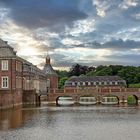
[0,39,50,109]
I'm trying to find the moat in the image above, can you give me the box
[0,104,140,140]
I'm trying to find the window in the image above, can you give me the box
[115,82,118,85]
[1,60,8,71]
[96,82,99,85]
[77,82,81,86]
[107,81,110,85]
[112,82,115,85]
[88,82,91,85]
[2,76,9,88]
[72,82,75,86]
[101,82,104,85]
[16,61,22,72]
[83,82,85,86]
[16,76,22,88]
[99,82,102,85]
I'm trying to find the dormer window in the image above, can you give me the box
[77,82,81,86]
[115,81,118,85]
[101,82,104,85]
[83,82,85,86]
[112,82,115,85]
[96,82,99,85]
[88,82,91,85]
[72,82,75,86]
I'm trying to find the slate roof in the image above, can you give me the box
[0,38,46,78]
[67,76,124,82]
[43,64,58,76]
[65,76,126,87]
[0,39,17,57]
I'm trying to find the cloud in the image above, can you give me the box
[0,0,140,69]
[71,39,140,51]
[103,39,140,50]
[119,0,138,9]
[0,0,87,32]
[67,18,96,36]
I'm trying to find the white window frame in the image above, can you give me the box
[115,81,118,85]
[88,82,91,85]
[77,82,80,86]
[72,82,75,86]
[1,76,9,88]
[83,82,85,86]
[1,60,8,71]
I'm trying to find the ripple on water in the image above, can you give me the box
[0,105,140,140]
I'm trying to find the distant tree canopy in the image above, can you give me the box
[68,64,95,76]
[56,64,140,88]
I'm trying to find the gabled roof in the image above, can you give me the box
[0,39,17,57]
[43,64,58,76]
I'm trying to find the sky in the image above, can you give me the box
[0,0,140,70]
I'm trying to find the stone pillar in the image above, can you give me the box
[97,95,101,104]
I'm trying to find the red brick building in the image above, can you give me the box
[0,39,48,108]
[0,39,59,109]
[0,39,23,109]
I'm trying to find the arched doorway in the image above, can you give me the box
[127,95,138,105]
[101,95,119,105]
[56,96,74,106]
[79,96,97,105]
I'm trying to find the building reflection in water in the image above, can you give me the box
[0,107,22,130]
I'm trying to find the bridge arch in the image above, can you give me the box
[101,95,119,105]
[56,96,74,106]
[79,95,97,105]
[127,95,138,105]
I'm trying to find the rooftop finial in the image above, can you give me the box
[46,51,50,64]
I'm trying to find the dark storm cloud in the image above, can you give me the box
[0,0,87,31]
[103,39,140,50]
[104,54,140,66]
[74,39,140,50]
[0,0,140,68]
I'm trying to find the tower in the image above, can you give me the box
[43,54,58,89]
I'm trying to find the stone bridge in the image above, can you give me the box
[47,88,140,105]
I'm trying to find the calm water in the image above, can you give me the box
[0,104,140,140]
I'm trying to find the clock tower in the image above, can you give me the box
[43,54,58,89]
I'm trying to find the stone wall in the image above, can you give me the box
[0,90,22,109]
[22,90,40,105]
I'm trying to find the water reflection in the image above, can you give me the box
[0,105,140,140]
[0,108,22,130]
[79,96,96,105]
[57,97,74,105]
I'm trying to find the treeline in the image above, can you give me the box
[56,64,140,88]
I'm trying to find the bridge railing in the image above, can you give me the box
[125,88,139,92]
[48,88,140,94]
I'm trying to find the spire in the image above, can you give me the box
[46,51,50,64]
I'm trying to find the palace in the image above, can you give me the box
[1,39,140,108]
[0,39,58,109]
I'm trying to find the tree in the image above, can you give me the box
[56,70,69,78]
[68,64,88,76]
[58,77,69,89]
